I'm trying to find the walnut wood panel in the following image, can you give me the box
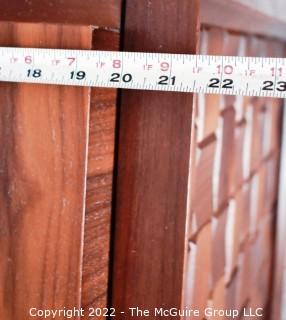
[112,0,200,316]
[0,22,92,319]
[82,29,120,317]
[0,0,121,28]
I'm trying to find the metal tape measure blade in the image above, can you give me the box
[0,47,285,98]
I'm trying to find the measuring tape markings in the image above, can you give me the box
[0,47,285,98]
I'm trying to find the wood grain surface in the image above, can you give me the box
[82,29,120,318]
[0,0,121,28]
[0,22,92,319]
[0,3,284,319]
[112,0,200,316]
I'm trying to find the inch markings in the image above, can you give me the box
[0,47,285,98]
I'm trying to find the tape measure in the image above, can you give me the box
[0,47,285,98]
